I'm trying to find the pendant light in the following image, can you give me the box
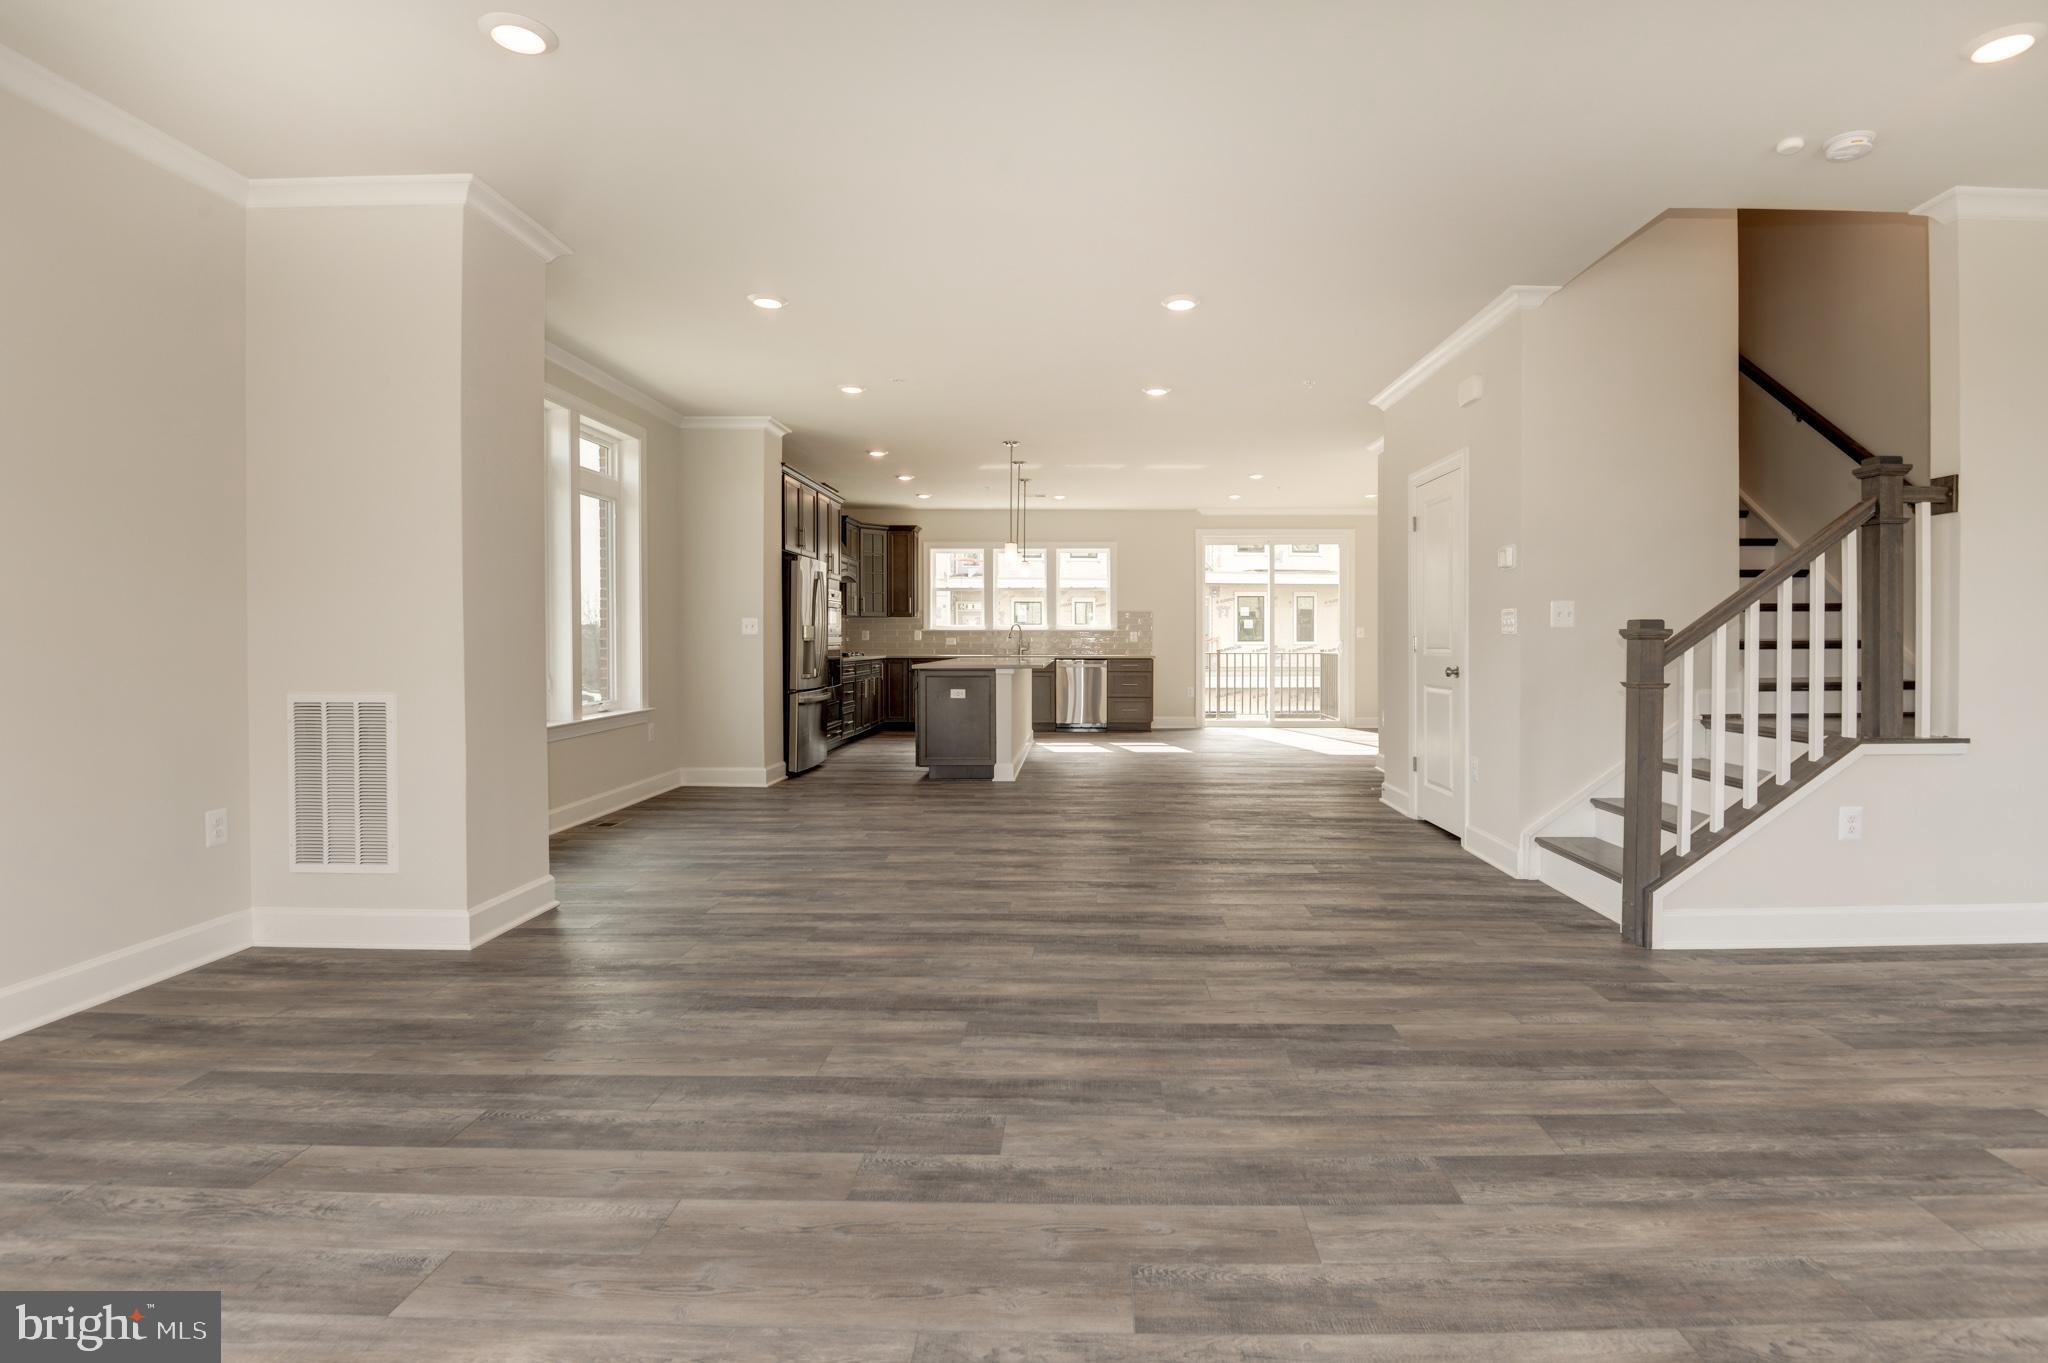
[1002,440,1021,556]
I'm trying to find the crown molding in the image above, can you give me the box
[1369,284,1558,412]
[248,174,570,262]
[1366,437,1386,458]
[544,341,687,427]
[1912,186,2048,224]
[0,41,247,204]
[676,416,794,437]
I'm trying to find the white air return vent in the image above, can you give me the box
[288,695,395,871]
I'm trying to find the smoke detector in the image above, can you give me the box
[1822,130,1876,163]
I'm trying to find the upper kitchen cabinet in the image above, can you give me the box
[885,526,918,617]
[780,466,843,564]
[780,473,803,554]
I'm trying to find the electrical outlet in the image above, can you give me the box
[204,808,228,848]
[1355,625,1365,639]
[913,630,923,641]
[1838,806,1864,840]
[740,617,759,636]
[1550,600,1576,628]
[1185,685,1195,698]
[1500,607,1519,635]
[861,630,871,641]
[946,636,958,646]
[1128,631,1140,642]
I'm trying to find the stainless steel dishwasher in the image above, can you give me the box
[1055,658,1109,730]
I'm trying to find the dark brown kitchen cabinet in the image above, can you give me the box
[780,474,803,554]
[857,526,888,616]
[797,483,819,555]
[1031,663,1056,731]
[882,658,913,725]
[885,526,919,617]
[822,497,843,573]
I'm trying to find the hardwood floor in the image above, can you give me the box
[7,726,2048,1360]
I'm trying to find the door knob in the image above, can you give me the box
[1444,665,1461,678]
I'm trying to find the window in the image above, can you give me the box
[930,543,1112,630]
[930,548,985,628]
[1236,594,1266,644]
[1295,592,1317,643]
[545,393,645,724]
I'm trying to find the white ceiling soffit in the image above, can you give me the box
[1911,186,2048,222]
[0,42,567,263]
[1369,286,1559,412]
[5,3,2047,508]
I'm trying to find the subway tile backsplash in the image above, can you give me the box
[842,610,1153,658]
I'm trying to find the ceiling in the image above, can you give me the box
[4,2,2045,509]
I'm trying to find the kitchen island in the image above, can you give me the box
[912,657,1046,781]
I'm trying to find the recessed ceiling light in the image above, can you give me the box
[1248,474,1264,481]
[1162,295,1200,312]
[478,12,558,54]
[1822,130,1876,163]
[915,492,932,500]
[895,473,914,482]
[1141,386,1172,398]
[1969,23,2042,63]
[1227,494,1241,501]
[839,385,865,395]
[866,449,887,458]
[1052,494,1066,501]
[747,294,786,310]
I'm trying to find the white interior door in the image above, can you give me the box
[1411,463,1466,835]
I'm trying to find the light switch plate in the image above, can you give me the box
[1500,607,1519,635]
[1550,600,1576,628]
[1496,543,1517,569]
[740,617,760,636]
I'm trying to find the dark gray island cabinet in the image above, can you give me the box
[913,658,1038,781]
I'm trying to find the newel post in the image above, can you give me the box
[1853,456,1911,739]
[1619,619,1672,948]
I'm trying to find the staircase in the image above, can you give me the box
[1531,364,1960,944]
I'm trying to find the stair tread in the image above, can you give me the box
[1743,639,1849,649]
[1759,602,1840,612]
[1757,678,1915,692]
[1738,536,1779,547]
[1589,796,1708,834]
[1707,716,1914,739]
[1739,567,1811,578]
[1536,835,1624,881]
[1663,757,1746,788]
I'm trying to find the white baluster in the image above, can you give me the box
[1709,623,1727,833]
[1916,500,1932,738]
[1809,553,1826,762]
[1677,648,1695,856]
[1743,601,1760,808]
[1776,577,1794,781]
[1840,528,1859,741]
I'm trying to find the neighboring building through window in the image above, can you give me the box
[929,543,1113,630]
[1236,594,1266,643]
[1295,592,1317,643]
[545,393,646,724]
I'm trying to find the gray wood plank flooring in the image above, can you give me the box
[5,726,2048,1360]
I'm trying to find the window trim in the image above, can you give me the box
[1236,593,1266,644]
[926,540,1116,632]
[544,388,648,727]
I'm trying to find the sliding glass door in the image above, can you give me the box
[1202,540,1342,723]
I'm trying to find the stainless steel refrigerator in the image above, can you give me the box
[785,554,831,775]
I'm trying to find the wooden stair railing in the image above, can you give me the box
[1739,355,1961,515]
[1614,455,1955,946]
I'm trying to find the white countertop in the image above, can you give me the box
[912,655,1053,672]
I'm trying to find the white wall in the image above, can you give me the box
[845,507,1379,726]
[0,90,250,1006]
[1376,212,1738,864]
[1738,210,1927,542]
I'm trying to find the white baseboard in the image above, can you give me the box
[467,874,560,946]
[1380,781,1416,818]
[1657,901,2048,951]
[0,909,252,1042]
[1464,824,1528,878]
[549,770,683,833]
[252,874,559,951]
[1536,848,1622,924]
[1152,716,1199,731]
[679,764,785,787]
